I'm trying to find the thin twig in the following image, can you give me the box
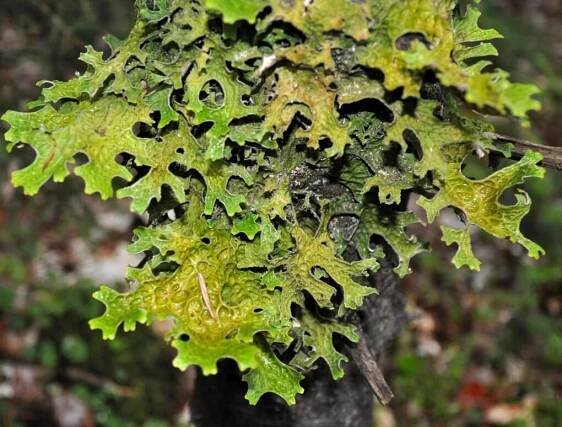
[65,367,136,398]
[485,132,562,171]
[198,272,218,321]
[351,325,394,405]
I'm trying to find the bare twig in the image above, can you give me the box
[351,325,394,405]
[485,132,562,171]
[65,367,136,398]
[198,272,218,321]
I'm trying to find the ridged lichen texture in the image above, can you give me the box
[1,0,546,404]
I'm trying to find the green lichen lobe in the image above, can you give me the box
[1,0,545,405]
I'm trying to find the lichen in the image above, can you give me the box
[1,0,544,405]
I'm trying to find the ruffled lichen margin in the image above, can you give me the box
[1,0,545,405]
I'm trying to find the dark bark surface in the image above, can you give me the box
[191,262,406,427]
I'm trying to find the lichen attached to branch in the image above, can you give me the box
[1,0,545,405]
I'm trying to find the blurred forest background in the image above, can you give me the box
[0,1,560,426]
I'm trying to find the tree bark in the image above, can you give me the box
[485,132,562,171]
[190,261,405,427]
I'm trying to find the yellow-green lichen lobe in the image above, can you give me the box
[1,0,545,406]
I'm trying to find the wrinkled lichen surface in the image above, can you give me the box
[1,0,545,404]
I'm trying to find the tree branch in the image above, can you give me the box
[485,132,562,171]
[351,324,394,405]
[65,367,136,398]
